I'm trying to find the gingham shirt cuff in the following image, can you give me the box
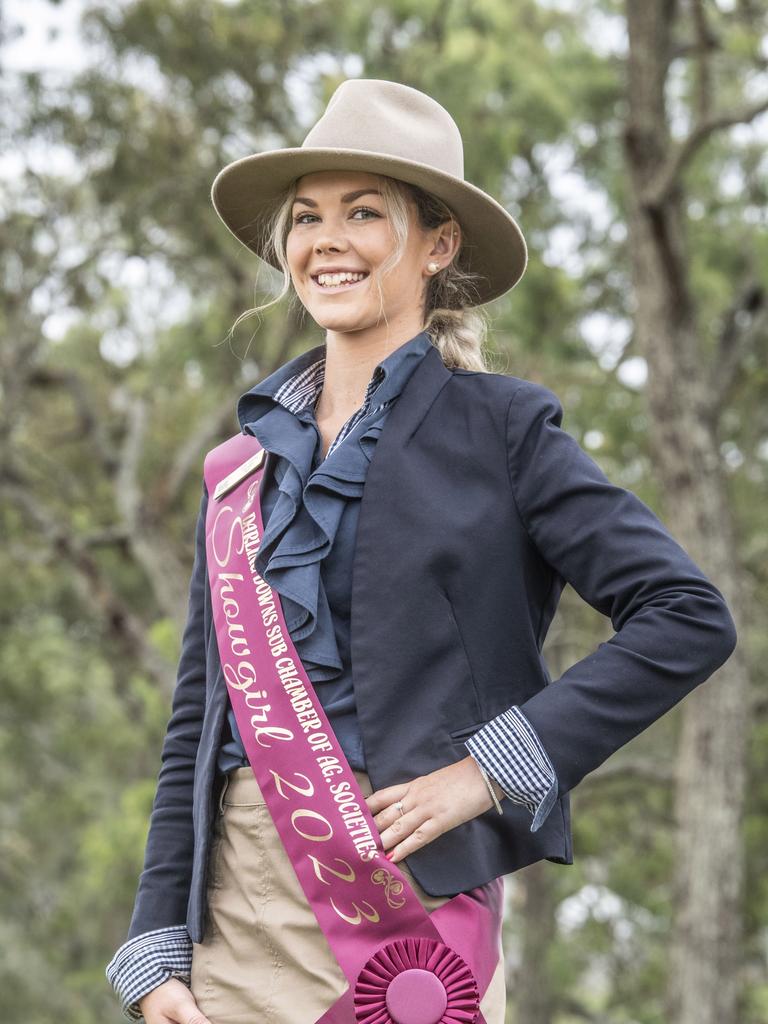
[105,925,193,1021]
[464,705,558,832]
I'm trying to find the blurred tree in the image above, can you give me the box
[622,3,766,1022]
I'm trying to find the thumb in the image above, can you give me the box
[174,991,214,1024]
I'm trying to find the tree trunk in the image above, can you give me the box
[514,861,558,1024]
[514,610,579,1024]
[623,3,750,1022]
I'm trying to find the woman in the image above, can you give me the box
[106,79,737,1024]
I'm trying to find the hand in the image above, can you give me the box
[364,755,503,865]
[138,977,213,1024]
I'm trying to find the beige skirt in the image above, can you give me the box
[190,765,507,1023]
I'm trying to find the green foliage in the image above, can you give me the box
[1,1,766,1021]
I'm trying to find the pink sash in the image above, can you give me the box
[203,431,504,1024]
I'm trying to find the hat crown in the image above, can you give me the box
[302,79,465,180]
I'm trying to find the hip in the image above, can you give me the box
[191,765,507,1023]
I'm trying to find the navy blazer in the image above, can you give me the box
[126,343,737,946]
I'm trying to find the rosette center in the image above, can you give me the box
[385,968,447,1024]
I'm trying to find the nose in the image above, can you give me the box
[313,220,350,255]
[315,238,346,254]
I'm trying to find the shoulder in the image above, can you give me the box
[446,368,564,423]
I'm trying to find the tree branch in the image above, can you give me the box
[711,279,767,411]
[27,366,118,473]
[113,393,191,627]
[641,96,768,209]
[159,396,239,514]
[0,478,174,695]
[691,0,715,122]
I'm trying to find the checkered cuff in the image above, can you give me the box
[105,925,193,1021]
[464,705,558,832]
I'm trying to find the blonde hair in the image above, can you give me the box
[225,173,496,372]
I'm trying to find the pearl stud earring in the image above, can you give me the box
[427,261,440,273]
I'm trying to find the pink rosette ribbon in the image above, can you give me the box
[354,936,480,1024]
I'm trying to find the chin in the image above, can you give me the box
[311,310,375,332]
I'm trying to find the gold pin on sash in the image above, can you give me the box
[213,448,266,501]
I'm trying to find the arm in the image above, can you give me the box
[496,380,737,803]
[105,483,209,1012]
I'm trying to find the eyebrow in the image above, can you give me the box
[292,188,382,208]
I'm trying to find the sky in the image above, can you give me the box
[4,0,91,73]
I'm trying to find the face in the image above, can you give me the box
[285,169,455,343]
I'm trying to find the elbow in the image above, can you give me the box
[706,590,738,673]
[718,603,738,666]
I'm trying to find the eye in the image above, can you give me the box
[292,206,382,224]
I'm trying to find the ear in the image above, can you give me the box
[427,219,461,264]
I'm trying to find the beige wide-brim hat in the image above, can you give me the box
[210,79,528,306]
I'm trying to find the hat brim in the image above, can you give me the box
[210,148,528,306]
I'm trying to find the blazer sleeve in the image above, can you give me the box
[123,482,210,940]
[503,380,737,800]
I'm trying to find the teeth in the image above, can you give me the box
[316,271,367,287]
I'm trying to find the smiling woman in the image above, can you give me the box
[287,170,462,358]
[105,78,737,1024]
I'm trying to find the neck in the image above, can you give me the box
[317,318,425,419]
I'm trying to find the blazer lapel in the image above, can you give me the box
[350,343,453,691]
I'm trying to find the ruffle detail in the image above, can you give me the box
[234,329,435,685]
[242,400,390,681]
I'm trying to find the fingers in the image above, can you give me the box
[181,1003,214,1024]
[173,987,215,1024]
[365,782,410,815]
[365,777,444,863]
[374,799,436,863]
[369,793,414,842]
[382,813,436,864]
[139,979,214,1024]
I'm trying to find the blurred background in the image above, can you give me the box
[1,1,766,1022]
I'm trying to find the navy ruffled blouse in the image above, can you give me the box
[217,329,435,775]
